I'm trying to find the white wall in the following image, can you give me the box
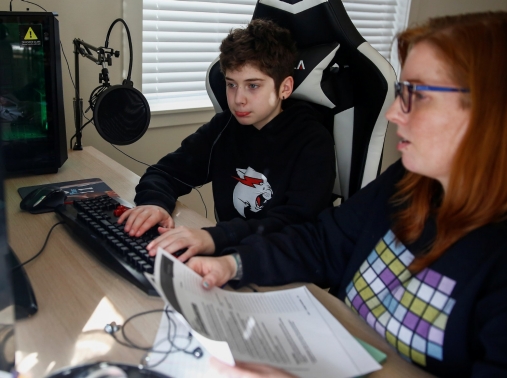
[10,0,506,218]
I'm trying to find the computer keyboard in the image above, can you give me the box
[55,195,160,296]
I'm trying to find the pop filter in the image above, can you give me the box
[93,84,150,145]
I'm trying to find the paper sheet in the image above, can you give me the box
[146,248,381,378]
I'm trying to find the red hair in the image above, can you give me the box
[391,12,507,272]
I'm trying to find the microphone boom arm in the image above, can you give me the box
[72,38,120,150]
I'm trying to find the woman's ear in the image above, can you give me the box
[279,76,294,100]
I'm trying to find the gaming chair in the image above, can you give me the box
[205,0,397,200]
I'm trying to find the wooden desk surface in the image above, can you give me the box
[5,147,431,378]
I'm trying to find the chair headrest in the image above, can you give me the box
[208,0,370,114]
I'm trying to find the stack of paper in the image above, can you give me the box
[144,249,382,378]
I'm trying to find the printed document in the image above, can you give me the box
[147,248,382,377]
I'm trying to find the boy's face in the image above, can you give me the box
[225,64,291,130]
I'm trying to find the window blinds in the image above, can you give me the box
[342,0,400,60]
[142,0,406,110]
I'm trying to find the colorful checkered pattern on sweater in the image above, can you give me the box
[344,229,456,366]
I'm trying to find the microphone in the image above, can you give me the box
[72,19,150,148]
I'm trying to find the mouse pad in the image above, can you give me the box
[18,178,119,203]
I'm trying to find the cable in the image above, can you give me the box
[110,145,209,218]
[207,114,232,180]
[88,18,134,113]
[106,308,182,352]
[88,83,107,112]
[104,19,133,83]
[69,118,94,149]
[60,40,76,89]
[19,0,46,11]
[104,307,204,368]
[10,221,65,271]
[68,105,94,149]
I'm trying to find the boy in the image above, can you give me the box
[119,19,336,260]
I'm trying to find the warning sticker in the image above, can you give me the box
[19,24,42,47]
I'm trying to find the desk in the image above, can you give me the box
[5,147,432,378]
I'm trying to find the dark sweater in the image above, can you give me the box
[134,100,336,251]
[224,161,507,377]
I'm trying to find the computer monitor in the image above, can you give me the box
[0,11,67,174]
[0,151,15,373]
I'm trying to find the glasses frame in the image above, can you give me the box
[394,81,470,113]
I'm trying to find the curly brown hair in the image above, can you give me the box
[219,19,297,91]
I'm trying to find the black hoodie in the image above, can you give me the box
[134,100,336,251]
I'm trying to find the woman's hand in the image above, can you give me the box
[210,357,298,378]
[117,205,174,237]
[147,226,216,261]
[186,256,237,289]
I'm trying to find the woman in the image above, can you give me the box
[187,12,507,377]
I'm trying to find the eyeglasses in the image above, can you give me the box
[394,81,470,113]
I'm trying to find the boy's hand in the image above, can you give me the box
[209,357,298,378]
[147,226,215,261]
[186,256,237,289]
[117,205,174,237]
